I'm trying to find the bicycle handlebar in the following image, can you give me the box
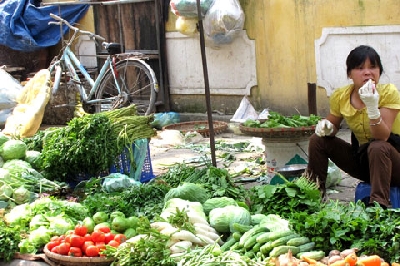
[49,13,106,42]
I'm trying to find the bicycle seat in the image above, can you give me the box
[106,43,122,55]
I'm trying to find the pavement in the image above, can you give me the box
[149,121,359,204]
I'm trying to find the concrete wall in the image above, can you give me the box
[165,0,400,117]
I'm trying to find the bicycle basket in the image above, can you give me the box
[106,43,122,55]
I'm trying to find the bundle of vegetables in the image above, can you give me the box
[159,164,247,202]
[3,196,89,255]
[80,178,171,220]
[0,136,65,208]
[242,111,321,128]
[247,176,322,219]
[24,105,156,182]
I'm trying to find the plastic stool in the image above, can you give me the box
[354,182,400,208]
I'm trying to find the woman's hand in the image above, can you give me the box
[315,119,334,137]
[359,79,380,119]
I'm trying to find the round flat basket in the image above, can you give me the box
[239,124,316,139]
[44,246,114,266]
[162,121,228,137]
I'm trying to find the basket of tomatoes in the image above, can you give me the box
[43,223,125,266]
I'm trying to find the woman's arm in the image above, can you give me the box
[370,108,399,141]
[325,114,343,136]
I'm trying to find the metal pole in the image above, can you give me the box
[196,0,216,167]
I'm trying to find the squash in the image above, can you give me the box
[356,255,381,266]
[344,253,358,266]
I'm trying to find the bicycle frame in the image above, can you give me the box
[52,45,121,105]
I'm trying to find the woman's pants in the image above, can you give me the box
[306,133,400,207]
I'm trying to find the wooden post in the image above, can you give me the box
[308,83,317,115]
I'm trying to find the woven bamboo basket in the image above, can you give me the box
[162,121,228,137]
[44,246,114,266]
[239,124,316,139]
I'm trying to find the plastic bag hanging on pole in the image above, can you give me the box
[170,0,215,18]
[203,0,245,46]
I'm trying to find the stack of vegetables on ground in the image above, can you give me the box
[1,137,400,265]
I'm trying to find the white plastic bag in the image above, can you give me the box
[170,0,214,18]
[0,69,22,110]
[203,0,245,46]
[230,96,258,123]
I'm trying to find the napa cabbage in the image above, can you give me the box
[209,205,251,233]
[202,197,238,215]
[164,182,210,203]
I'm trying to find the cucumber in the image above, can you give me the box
[255,230,294,244]
[260,242,273,255]
[244,232,267,249]
[229,242,240,251]
[297,251,326,261]
[239,225,269,246]
[269,245,300,257]
[221,237,237,252]
[231,222,253,233]
[270,233,299,248]
[298,242,316,252]
[232,232,242,241]
[256,232,274,244]
[286,236,311,246]
[252,242,261,253]
[244,251,256,259]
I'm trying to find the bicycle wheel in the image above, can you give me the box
[95,59,158,115]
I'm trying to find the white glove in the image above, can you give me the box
[359,79,380,119]
[315,119,334,137]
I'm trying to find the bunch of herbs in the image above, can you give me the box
[247,176,322,217]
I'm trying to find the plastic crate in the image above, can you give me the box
[69,139,154,188]
[355,182,400,208]
[109,139,155,183]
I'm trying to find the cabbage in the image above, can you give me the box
[0,168,9,179]
[259,214,290,232]
[164,183,210,203]
[12,186,32,205]
[209,205,251,233]
[202,197,238,215]
[0,139,27,160]
[0,183,13,200]
[0,132,10,146]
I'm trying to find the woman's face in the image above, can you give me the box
[349,58,381,89]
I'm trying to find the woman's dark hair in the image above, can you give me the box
[346,45,383,76]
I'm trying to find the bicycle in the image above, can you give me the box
[48,13,158,116]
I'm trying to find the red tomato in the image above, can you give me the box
[64,235,71,244]
[59,235,66,242]
[84,233,92,242]
[114,234,127,244]
[46,241,60,252]
[68,246,83,257]
[91,231,105,243]
[82,241,95,253]
[74,224,88,237]
[50,236,61,242]
[58,242,70,256]
[50,246,60,254]
[96,226,111,234]
[107,240,120,248]
[85,245,100,257]
[70,234,85,248]
[95,242,106,252]
[104,232,115,244]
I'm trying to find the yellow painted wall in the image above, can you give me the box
[167,0,400,116]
